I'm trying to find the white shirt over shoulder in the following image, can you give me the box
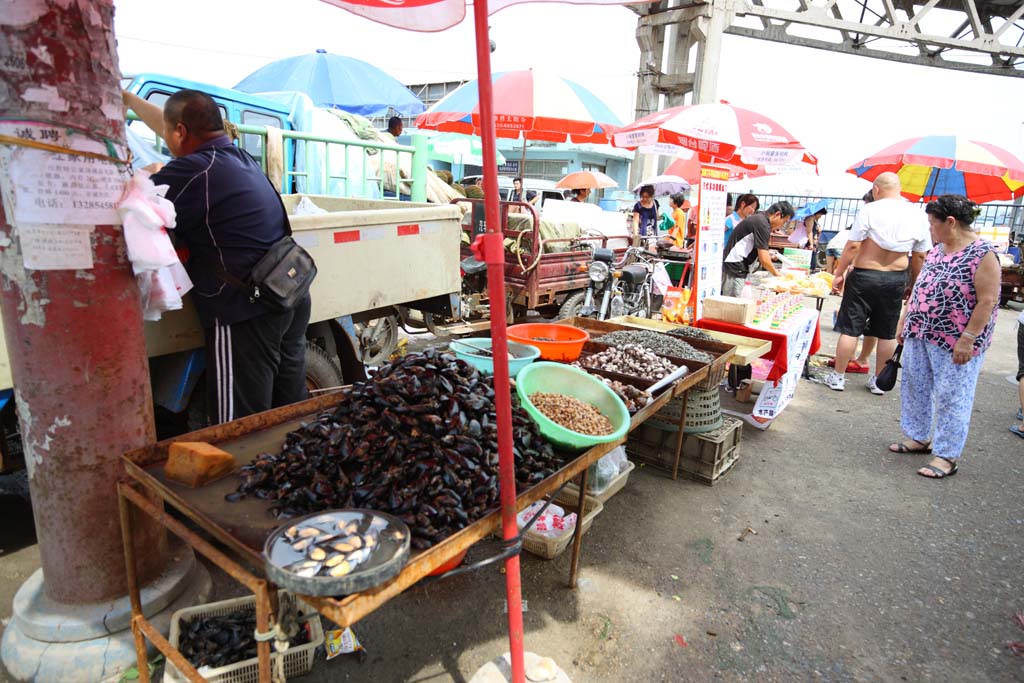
[849,198,932,253]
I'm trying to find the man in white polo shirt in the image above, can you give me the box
[824,172,931,392]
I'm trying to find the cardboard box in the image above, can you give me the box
[701,295,755,325]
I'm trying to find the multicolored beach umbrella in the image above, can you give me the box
[415,69,622,143]
[847,135,1024,203]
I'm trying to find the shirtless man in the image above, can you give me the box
[824,172,931,392]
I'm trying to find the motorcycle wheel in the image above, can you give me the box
[557,291,587,320]
[353,315,399,365]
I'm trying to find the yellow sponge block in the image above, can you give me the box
[164,441,236,488]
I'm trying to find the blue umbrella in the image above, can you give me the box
[234,49,425,118]
[794,197,833,221]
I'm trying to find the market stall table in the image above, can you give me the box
[696,307,821,430]
[117,362,708,683]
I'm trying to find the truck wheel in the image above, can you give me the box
[354,316,399,365]
[305,342,344,393]
[557,292,586,320]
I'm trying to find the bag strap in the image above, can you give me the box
[892,344,904,363]
[211,261,254,296]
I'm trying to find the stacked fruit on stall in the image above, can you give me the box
[227,349,565,549]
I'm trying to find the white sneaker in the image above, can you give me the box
[823,371,845,391]
[866,375,884,395]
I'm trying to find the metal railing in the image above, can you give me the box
[758,194,1024,240]
[126,113,428,202]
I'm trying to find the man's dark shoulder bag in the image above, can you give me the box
[215,235,317,311]
[212,165,317,311]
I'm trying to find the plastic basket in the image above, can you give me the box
[164,592,323,683]
[626,416,742,485]
[654,386,723,434]
[564,460,635,505]
[521,490,603,560]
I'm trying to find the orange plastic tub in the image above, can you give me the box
[506,323,589,362]
[428,549,467,576]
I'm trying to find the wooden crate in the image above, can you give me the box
[626,417,742,486]
[563,318,735,391]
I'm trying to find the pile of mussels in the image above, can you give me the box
[228,349,564,549]
[179,608,309,669]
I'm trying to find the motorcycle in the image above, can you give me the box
[561,246,659,320]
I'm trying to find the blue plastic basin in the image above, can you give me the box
[449,338,541,378]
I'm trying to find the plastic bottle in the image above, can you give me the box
[740,279,753,300]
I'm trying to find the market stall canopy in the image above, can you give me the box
[556,170,617,189]
[613,102,810,167]
[632,174,690,196]
[415,69,622,144]
[426,132,505,166]
[234,49,425,118]
[847,135,1024,203]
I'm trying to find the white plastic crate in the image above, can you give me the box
[164,591,323,683]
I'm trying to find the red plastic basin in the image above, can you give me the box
[506,323,589,362]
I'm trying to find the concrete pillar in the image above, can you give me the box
[692,0,732,104]
[0,2,209,680]
[629,2,667,190]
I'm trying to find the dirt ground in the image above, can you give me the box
[2,296,1023,682]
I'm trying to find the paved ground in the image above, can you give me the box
[2,297,1023,682]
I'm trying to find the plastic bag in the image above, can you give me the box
[137,261,192,321]
[652,262,673,297]
[587,447,626,493]
[517,501,576,538]
[117,172,179,273]
[661,285,691,324]
[293,196,327,216]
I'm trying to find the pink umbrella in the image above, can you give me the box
[614,101,810,167]
[319,2,658,682]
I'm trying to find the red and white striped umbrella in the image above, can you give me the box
[665,149,819,184]
[415,69,622,144]
[613,102,809,167]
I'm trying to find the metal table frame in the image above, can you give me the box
[117,366,708,683]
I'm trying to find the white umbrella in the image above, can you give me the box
[633,174,690,196]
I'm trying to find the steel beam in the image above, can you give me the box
[639,0,1024,77]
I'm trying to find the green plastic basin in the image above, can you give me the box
[516,362,630,451]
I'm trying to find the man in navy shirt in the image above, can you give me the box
[125,89,310,425]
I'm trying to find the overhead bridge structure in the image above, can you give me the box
[631,0,1024,145]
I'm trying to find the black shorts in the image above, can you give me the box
[834,268,907,340]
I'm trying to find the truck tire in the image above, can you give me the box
[354,316,399,366]
[305,342,345,392]
[557,292,587,320]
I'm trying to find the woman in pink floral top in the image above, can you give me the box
[890,195,1001,479]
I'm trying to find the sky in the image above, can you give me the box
[113,0,1024,191]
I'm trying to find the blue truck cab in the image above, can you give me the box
[124,73,294,185]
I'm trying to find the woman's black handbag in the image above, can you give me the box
[874,344,903,392]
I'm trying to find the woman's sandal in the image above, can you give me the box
[888,439,932,454]
[917,457,958,479]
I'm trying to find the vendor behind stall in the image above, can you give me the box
[721,201,794,297]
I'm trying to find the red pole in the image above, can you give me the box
[470,3,527,682]
[0,0,167,603]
